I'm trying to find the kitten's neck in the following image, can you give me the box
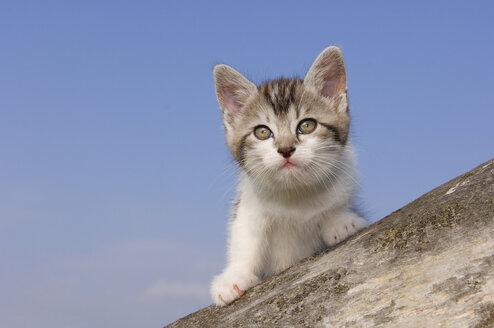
[245,173,327,201]
[240,169,348,205]
[239,171,353,221]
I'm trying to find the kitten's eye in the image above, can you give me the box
[254,125,273,140]
[297,119,317,134]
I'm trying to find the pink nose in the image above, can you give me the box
[277,147,296,158]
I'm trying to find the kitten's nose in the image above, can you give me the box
[278,147,296,158]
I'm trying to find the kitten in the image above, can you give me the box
[210,46,367,306]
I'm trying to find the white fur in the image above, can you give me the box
[210,144,367,306]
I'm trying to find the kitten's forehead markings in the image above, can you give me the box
[294,100,301,120]
[270,84,279,99]
[265,113,271,124]
[259,78,303,117]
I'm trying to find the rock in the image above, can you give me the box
[165,159,494,328]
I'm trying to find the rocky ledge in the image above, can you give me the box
[166,159,494,328]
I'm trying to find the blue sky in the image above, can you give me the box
[1,1,493,327]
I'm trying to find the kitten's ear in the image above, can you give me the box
[304,46,347,99]
[213,65,257,117]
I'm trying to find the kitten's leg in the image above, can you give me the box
[210,208,266,306]
[321,209,367,247]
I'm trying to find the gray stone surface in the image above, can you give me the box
[166,159,494,328]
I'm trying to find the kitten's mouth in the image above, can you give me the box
[281,160,297,169]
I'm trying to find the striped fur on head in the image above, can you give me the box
[213,46,352,191]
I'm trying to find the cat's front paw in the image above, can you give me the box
[322,211,367,246]
[210,269,259,306]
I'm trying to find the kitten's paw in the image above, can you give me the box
[322,211,367,246]
[210,269,259,306]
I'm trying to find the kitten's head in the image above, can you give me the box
[213,46,351,192]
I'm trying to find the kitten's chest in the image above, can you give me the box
[263,218,324,277]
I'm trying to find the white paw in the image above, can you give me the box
[210,269,259,306]
[322,211,367,246]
